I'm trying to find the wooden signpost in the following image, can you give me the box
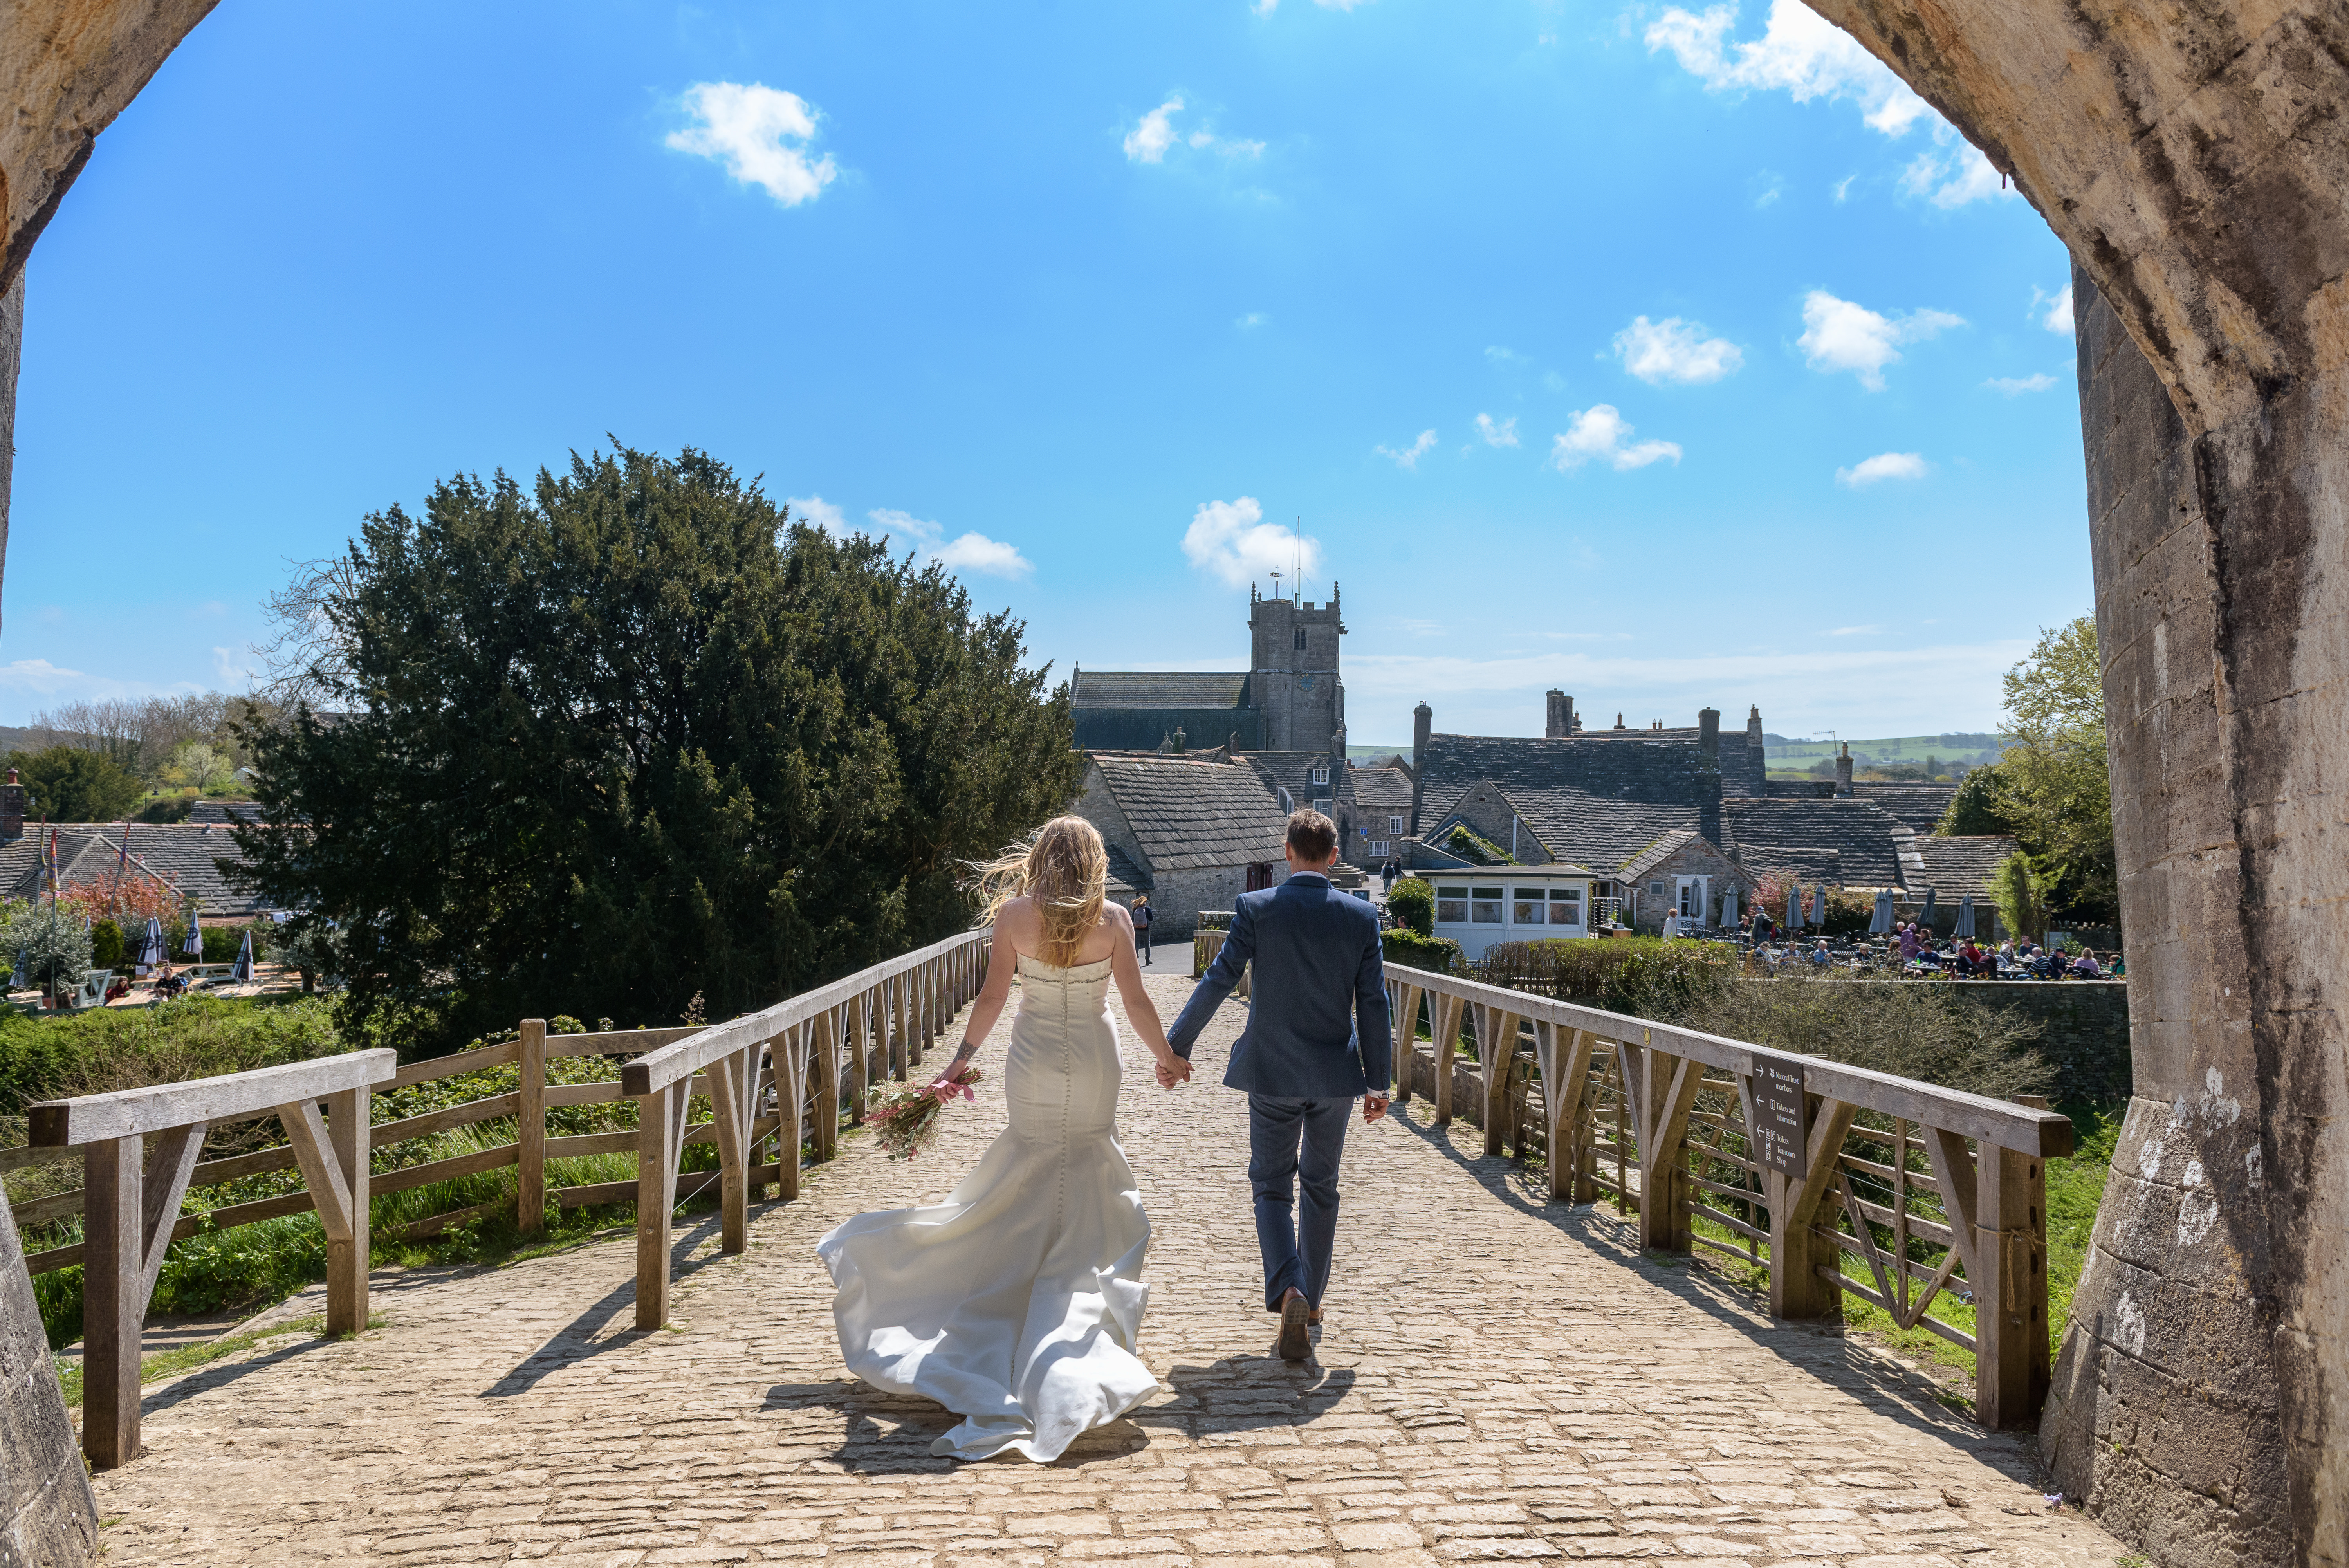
[1755,1059,1808,1177]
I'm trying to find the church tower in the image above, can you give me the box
[1248,583,1346,753]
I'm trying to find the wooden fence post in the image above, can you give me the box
[1768,1095,1860,1319]
[1534,1024,1595,1204]
[325,1086,370,1335]
[1427,992,1465,1125]
[1629,1038,1704,1254]
[812,1007,840,1162]
[517,1018,547,1235]
[81,1133,144,1469]
[849,989,873,1124]
[704,1044,758,1254]
[1471,1003,1521,1158]
[1974,1130,2050,1427]
[633,1080,687,1330]
[776,1025,808,1202]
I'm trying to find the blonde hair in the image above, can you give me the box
[972,816,1107,968]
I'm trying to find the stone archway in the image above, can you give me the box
[1,5,2341,1564]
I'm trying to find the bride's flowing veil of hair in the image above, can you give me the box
[968,816,1107,969]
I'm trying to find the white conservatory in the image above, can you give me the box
[1425,864,1601,960]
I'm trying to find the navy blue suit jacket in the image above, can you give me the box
[1165,873,1393,1097]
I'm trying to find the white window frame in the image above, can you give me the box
[1470,886,1505,924]
[1369,838,1389,857]
[1310,764,1330,786]
[1512,889,1548,927]
[1388,814,1405,834]
[1436,885,1469,923]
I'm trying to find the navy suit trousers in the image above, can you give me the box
[1248,1093,1350,1310]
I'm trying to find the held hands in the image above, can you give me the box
[1153,1050,1194,1090]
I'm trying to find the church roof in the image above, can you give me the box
[1086,756,1289,873]
[1073,671,1250,709]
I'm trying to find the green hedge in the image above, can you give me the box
[1387,877,1434,936]
[1381,929,1461,974]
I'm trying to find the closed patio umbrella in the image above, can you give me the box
[1721,888,1738,928]
[1869,888,1895,935]
[1956,894,1977,939]
[1919,887,1939,931]
[181,907,203,958]
[1786,884,1801,930]
[1814,884,1828,927]
[138,917,164,967]
[231,929,254,984]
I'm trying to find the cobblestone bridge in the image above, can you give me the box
[94,971,2121,1567]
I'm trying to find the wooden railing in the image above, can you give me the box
[1381,964,2072,1429]
[9,926,992,1469]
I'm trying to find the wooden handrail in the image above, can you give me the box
[27,1050,397,1146]
[1381,960,2062,1430]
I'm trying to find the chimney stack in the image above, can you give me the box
[1410,702,1433,835]
[1545,689,1571,738]
[1698,707,1721,762]
[1835,743,1855,796]
[0,769,22,840]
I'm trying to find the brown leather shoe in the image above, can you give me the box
[1277,1291,1311,1361]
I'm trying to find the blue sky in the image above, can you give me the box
[7,0,2089,745]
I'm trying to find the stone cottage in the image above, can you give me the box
[1069,753,1291,939]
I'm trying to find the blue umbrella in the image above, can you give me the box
[231,929,254,984]
[13,949,25,989]
[1815,884,1828,929]
[138,917,164,967]
[1919,887,1939,930]
[1869,888,1895,935]
[1785,883,1801,931]
[1956,893,1977,939]
[181,908,203,958]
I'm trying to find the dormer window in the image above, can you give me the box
[1310,765,1329,785]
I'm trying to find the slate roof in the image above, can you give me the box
[1913,834,2022,897]
[1088,756,1289,873]
[1070,670,1265,754]
[1073,671,1250,708]
[1104,843,1150,897]
[1243,752,1350,814]
[1619,830,1700,882]
[1720,798,1911,888]
[189,799,265,825]
[1732,844,1846,884]
[1852,781,1959,832]
[0,823,271,915]
[1350,767,1413,820]
[1428,781,1705,878]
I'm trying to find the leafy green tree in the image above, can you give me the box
[7,744,142,821]
[1937,764,2017,836]
[1995,616,2116,924]
[1388,877,1435,936]
[3,903,95,997]
[1992,850,2047,943]
[234,445,1081,1048]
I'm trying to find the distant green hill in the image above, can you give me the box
[1763,732,2013,769]
[1347,745,1411,764]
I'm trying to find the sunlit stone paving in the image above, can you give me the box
[92,971,2121,1566]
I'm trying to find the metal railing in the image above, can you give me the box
[1380,962,2070,1429]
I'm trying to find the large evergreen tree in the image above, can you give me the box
[236,445,1079,1047]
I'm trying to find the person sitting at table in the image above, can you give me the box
[1956,938,1985,977]
[1897,922,1920,962]
[1810,938,1831,967]
[2071,949,2103,977]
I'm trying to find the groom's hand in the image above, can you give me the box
[1155,1055,1193,1089]
[1362,1092,1391,1124]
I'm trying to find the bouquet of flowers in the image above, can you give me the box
[866,1067,982,1160]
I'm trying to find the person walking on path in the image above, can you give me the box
[1131,895,1153,966]
[1165,808,1392,1362]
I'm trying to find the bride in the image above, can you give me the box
[817,816,1193,1462]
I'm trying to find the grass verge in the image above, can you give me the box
[53,1310,391,1407]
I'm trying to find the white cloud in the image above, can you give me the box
[1124,97,1184,163]
[1836,451,1929,486]
[0,658,202,705]
[212,646,260,689]
[2037,283,2075,333]
[1181,496,1322,590]
[1798,289,1963,390]
[1376,429,1438,469]
[1550,406,1683,472]
[667,82,837,207]
[1473,413,1519,448]
[1613,315,1745,385]
[1399,618,1443,637]
[1484,345,1528,364]
[1832,173,1857,202]
[1985,373,2058,395]
[787,494,846,532]
[1899,133,2011,209]
[1828,625,1883,636]
[1236,312,1270,330]
[1124,97,1260,163]
[1645,0,1930,137]
[864,508,1031,579]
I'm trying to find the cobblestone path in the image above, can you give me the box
[95,972,2122,1566]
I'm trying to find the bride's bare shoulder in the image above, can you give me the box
[995,897,1043,935]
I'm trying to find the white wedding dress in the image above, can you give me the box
[816,953,1156,1462]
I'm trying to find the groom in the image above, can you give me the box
[1164,808,1392,1360]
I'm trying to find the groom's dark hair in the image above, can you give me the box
[1286,809,1337,862]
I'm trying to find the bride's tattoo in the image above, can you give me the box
[942,1039,980,1077]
